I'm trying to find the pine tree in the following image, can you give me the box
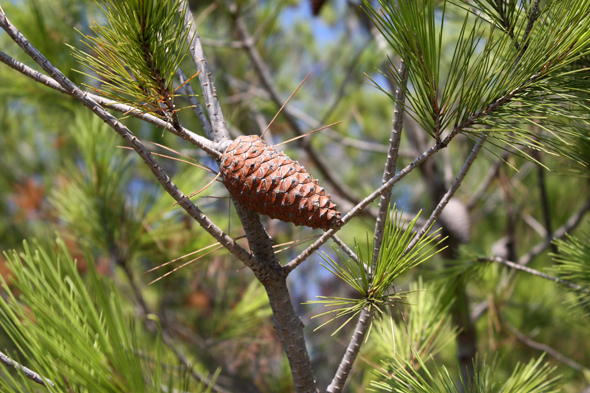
[1,0,589,392]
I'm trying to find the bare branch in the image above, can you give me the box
[176,68,214,140]
[200,37,248,48]
[285,135,451,273]
[0,350,55,388]
[332,235,359,264]
[180,0,230,144]
[505,322,588,373]
[403,133,488,257]
[519,197,590,266]
[372,60,408,271]
[323,61,409,393]
[326,308,373,393]
[475,257,588,293]
[466,150,511,211]
[472,197,590,322]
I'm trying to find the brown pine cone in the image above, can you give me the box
[219,135,342,230]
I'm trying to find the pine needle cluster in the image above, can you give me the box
[72,0,191,128]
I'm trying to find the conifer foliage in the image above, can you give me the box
[1,0,590,392]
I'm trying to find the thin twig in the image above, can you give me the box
[324,60,408,393]
[475,257,588,293]
[326,308,373,393]
[176,68,214,140]
[505,322,587,373]
[471,197,590,322]
[200,37,248,48]
[372,60,408,272]
[0,350,55,388]
[284,137,449,273]
[332,235,359,264]
[180,0,230,144]
[519,197,590,266]
[466,150,511,211]
[403,133,488,258]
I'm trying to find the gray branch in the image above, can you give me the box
[0,350,54,388]
[403,132,488,258]
[175,68,214,140]
[180,0,230,144]
[471,197,590,322]
[466,150,511,211]
[519,197,590,266]
[476,257,588,293]
[326,308,373,393]
[505,323,588,373]
[372,60,408,271]
[325,60,408,393]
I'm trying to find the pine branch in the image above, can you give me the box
[505,322,588,373]
[372,60,408,272]
[180,0,230,144]
[475,257,588,293]
[519,197,590,266]
[0,350,55,388]
[333,235,359,264]
[0,6,255,269]
[326,308,373,393]
[466,150,511,211]
[403,133,488,258]
[324,59,409,393]
[285,137,448,273]
[0,50,222,158]
[472,197,590,322]
[175,67,214,140]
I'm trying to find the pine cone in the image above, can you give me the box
[219,135,342,230]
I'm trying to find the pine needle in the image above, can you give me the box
[147,141,215,173]
[172,71,201,94]
[274,121,343,147]
[116,146,215,173]
[148,245,224,285]
[144,242,221,274]
[260,71,312,139]
[173,172,221,206]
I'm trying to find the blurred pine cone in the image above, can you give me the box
[437,198,471,244]
[220,135,341,230]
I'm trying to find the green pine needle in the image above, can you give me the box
[305,204,445,333]
[71,0,191,120]
[364,0,590,169]
[372,353,560,393]
[0,237,217,392]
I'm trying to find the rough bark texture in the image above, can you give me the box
[326,308,373,393]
